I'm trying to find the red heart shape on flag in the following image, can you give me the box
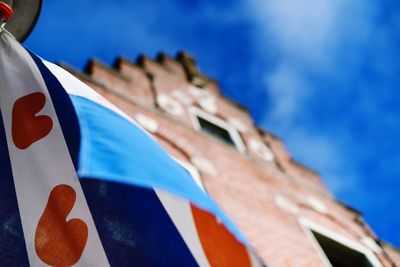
[12,92,53,150]
[35,184,88,266]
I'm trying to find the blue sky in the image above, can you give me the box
[25,0,400,246]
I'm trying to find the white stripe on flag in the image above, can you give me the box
[0,32,109,266]
[155,189,211,267]
[43,61,135,124]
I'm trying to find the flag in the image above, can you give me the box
[0,30,264,266]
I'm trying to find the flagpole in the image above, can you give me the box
[0,1,13,30]
[0,0,42,41]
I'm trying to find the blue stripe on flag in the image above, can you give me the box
[80,178,198,266]
[28,51,81,171]
[0,110,30,267]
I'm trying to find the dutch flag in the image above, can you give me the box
[0,30,264,266]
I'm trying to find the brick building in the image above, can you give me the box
[61,52,400,267]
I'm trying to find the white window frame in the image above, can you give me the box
[188,107,246,154]
[299,217,382,267]
[175,159,206,192]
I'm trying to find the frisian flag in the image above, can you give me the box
[0,30,264,266]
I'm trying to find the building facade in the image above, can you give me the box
[62,52,400,267]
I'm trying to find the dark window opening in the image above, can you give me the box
[196,116,235,146]
[312,231,374,267]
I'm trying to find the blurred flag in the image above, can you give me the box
[0,30,264,266]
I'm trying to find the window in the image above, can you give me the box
[312,231,375,267]
[300,218,382,267]
[189,107,246,153]
[197,117,235,146]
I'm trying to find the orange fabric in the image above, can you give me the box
[35,185,88,267]
[12,92,53,150]
[191,205,252,267]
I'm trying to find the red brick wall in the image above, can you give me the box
[62,53,399,267]
[384,244,400,266]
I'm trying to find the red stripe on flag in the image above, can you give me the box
[191,204,252,267]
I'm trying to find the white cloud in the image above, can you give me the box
[247,0,376,71]
[263,63,309,130]
[250,0,338,68]
[242,0,380,197]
